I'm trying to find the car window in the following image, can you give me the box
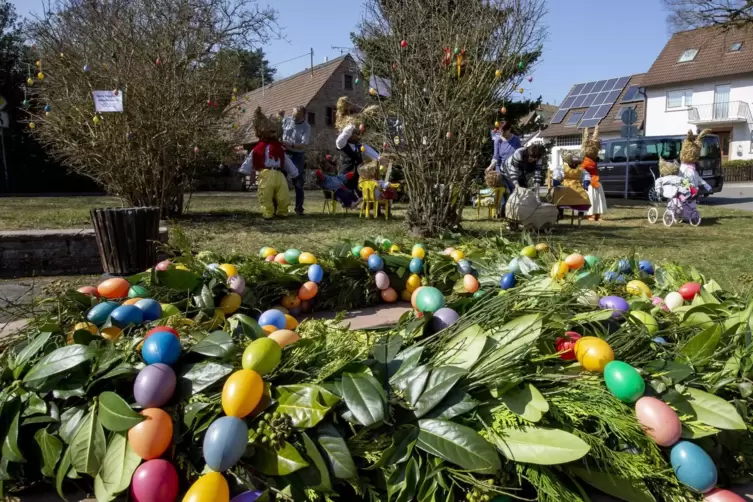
[700,136,721,159]
[642,139,681,161]
[607,141,640,162]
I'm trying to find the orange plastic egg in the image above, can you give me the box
[564,253,585,270]
[463,274,480,293]
[359,247,376,260]
[411,286,425,310]
[77,286,100,297]
[222,369,263,418]
[284,314,299,330]
[123,297,143,305]
[298,281,318,301]
[274,253,288,264]
[268,329,300,348]
[182,472,229,502]
[550,261,569,280]
[261,325,277,335]
[101,326,122,341]
[73,322,98,335]
[381,287,398,303]
[281,293,301,310]
[128,408,173,460]
[574,336,614,373]
[97,278,130,299]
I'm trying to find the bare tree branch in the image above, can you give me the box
[662,0,753,32]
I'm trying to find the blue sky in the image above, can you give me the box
[11,0,673,105]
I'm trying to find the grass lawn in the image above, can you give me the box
[1,191,751,290]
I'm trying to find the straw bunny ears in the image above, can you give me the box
[680,129,712,164]
[581,126,600,160]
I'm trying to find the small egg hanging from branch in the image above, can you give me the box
[528,76,533,82]
[500,106,507,114]
[446,131,453,140]
[26,77,34,86]
[519,88,524,94]
[155,57,162,65]
[495,69,501,78]
[83,65,90,73]
[29,122,36,129]
[369,88,377,96]
[194,146,199,153]
[354,77,360,85]
[400,40,408,48]
[93,116,101,124]
[35,60,41,67]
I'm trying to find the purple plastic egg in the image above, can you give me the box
[431,307,459,332]
[228,275,246,294]
[599,296,630,319]
[375,271,390,291]
[134,363,176,408]
[231,491,264,502]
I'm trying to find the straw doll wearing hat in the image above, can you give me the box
[580,127,606,221]
[250,107,299,219]
[335,96,382,190]
[551,150,591,214]
[679,129,713,193]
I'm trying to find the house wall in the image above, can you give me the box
[645,75,753,160]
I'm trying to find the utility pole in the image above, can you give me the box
[310,48,314,77]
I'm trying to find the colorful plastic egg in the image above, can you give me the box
[219,293,242,315]
[222,370,263,418]
[555,332,581,361]
[230,491,263,502]
[535,243,549,253]
[410,286,425,309]
[128,408,173,460]
[375,271,390,290]
[351,245,364,258]
[284,249,302,265]
[638,260,655,275]
[367,254,384,272]
[411,246,425,259]
[564,253,585,270]
[704,489,746,502]
[520,245,536,258]
[431,308,459,332]
[124,298,143,305]
[577,290,600,306]
[280,293,300,310]
[268,329,300,348]
[463,274,480,293]
[175,264,190,271]
[134,363,176,408]
[409,258,424,274]
[97,278,130,299]
[456,259,473,275]
[626,280,652,297]
[551,261,569,280]
[574,337,614,373]
[450,249,465,262]
[381,287,398,303]
[155,260,172,271]
[415,287,445,314]
[264,255,275,263]
[110,305,144,328]
[299,252,317,264]
[630,311,659,334]
[86,301,119,326]
[261,325,277,335]
[259,247,277,259]
[599,296,630,319]
[273,253,288,264]
[135,299,162,322]
[603,271,625,283]
[298,281,318,301]
[670,441,717,493]
[389,244,401,254]
[584,255,601,269]
[380,239,392,251]
[129,285,150,298]
[664,291,685,311]
[142,331,181,366]
[77,286,100,297]
[218,264,238,279]
[679,282,702,301]
[508,258,521,274]
[101,327,122,341]
[131,459,179,502]
[635,397,682,446]
[74,322,98,335]
[603,361,645,403]
[307,264,324,284]
[284,314,298,330]
[242,338,282,375]
[653,336,668,344]
[359,247,375,260]
[258,309,287,330]
[228,275,246,294]
[146,326,179,339]
[401,289,413,302]
[617,259,632,274]
[406,274,422,293]
[500,272,516,290]
[182,472,229,502]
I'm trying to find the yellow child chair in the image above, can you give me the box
[359,180,392,220]
[476,187,506,219]
[322,190,338,214]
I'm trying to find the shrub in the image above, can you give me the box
[722,160,753,169]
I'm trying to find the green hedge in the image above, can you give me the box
[722,159,753,169]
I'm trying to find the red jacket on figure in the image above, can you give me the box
[250,141,298,177]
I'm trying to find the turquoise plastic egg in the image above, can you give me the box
[258,309,286,330]
[584,255,601,269]
[307,264,324,284]
[351,245,364,258]
[415,287,445,314]
[110,305,144,328]
[128,285,150,298]
[603,361,645,403]
[670,441,717,493]
[284,249,301,264]
[409,258,424,274]
[135,299,162,322]
[142,331,181,366]
[86,301,119,326]
[203,416,249,471]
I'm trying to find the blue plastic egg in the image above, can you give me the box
[203,416,249,472]
[258,309,287,330]
[638,260,655,275]
[367,254,384,272]
[86,301,119,326]
[409,258,424,274]
[456,260,473,275]
[618,259,632,274]
[500,272,516,290]
[509,258,520,274]
[231,491,264,502]
[135,299,162,322]
[307,264,324,284]
[603,271,626,284]
[133,363,176,408]
[670,441,717,493]
[142,331,182,366]
[653,336,668,344]
[110,305,144,328]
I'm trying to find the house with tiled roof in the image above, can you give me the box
[643,25,753,160]
[226,54,368,152]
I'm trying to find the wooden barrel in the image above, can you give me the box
[90,207,161,275]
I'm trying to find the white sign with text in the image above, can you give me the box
[92,91,123,113]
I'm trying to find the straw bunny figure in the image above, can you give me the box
[580,126,606,221]
[679,129,712,193]
[335,96,382,190]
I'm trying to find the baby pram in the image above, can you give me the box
[647,175,702,227]
[505,185,558,232]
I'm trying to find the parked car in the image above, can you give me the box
[598,135,723,199]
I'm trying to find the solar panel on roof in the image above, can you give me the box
[579,118,600,128]
[567,111,584,126]
[571,83,585,95]
[607,89,622,103]
[582,107,598,120]
[604,78,619,90]
[591,81,606,93]
[561,96,576,108]
[581,82,596,94]
[615,76,631,89]
[621,86,642,102]
[593,92,608,105]
[581,93,597,107]
[550,109,568,124]
[596,103,613,118]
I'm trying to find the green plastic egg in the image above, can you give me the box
[128,285,150,298]
[584,255,601,269]
[473,290,486,298]
[242,338,282,376]
[604,361,645,403]
[284,249,301,264]
[381,239,392,251]
[351,245,364,258]
[415,287,445,314]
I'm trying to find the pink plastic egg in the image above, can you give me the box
[635,396,682,446]
[155,260,172,272]
[265,255,275,262]
[374,271,390,291]
[131,459,179,502]
[704,488,746,502]
[652,296,669,312]
[228,275,245,294]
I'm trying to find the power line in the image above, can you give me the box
[268,51,312,69]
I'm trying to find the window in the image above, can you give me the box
[678,49,698,62]
[667,90,693,109]
[621,86,642,103]
[614,106,637,123]
[566,111,584,127]
[730,42,743,52]
[307,112,316,125]
[325,107,334,126]
[344,74,353,90]
[641,139,682,162]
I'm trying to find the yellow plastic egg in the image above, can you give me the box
[359,247,375,260]
[261,247,277,259]
[626,280,652,297]
[551,261,569,280]
[261,325,277,335]
[574,336,614,373]
[175,264,189,271]
[218,293,241,315]
[411,247,425,259]
[535,243,549,252]
[389,244,401,254]
[401,289,413,302]
[406,273,422,293]
[218,263,238,278]
[281,293,301,310]
[222,369,263,418]
[284,314,299,330]
[74,322,98,335]
[182,472,229,502]
[101,326,122,341]
[450,250,465,262]
[298,252,317,264]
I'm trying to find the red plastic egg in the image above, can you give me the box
[704,489,746,502]
[298,281,318,301]
[381,287,398,303]
[400,40,407,48]
[265,255,275,262]
[77,286,100,297]
[97,278,130,299]
[678,282,702,301]
[131,459,179,502]
[274,253,288,264]
[555,331,582,361]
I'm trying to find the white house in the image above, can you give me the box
[643,26,753,161]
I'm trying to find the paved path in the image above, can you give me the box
[706,182,753,211]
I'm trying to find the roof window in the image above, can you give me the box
[730,42,743,52]
[678,49,698,62]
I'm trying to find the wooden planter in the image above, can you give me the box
[90,207,161,275]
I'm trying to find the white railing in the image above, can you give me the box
[688,101,753,123]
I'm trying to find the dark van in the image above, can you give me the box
[597,135,724,199]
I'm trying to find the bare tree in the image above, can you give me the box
[24,0,278,216]
[662,0,753,32]
[353,0,546,236]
